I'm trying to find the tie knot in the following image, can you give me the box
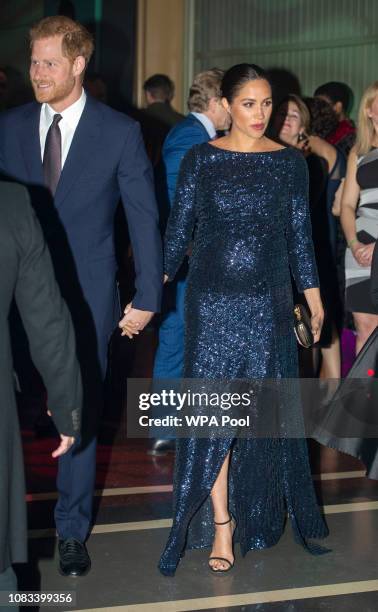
[52,113,62,126]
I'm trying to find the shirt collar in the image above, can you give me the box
[43,88,87,127]
[190,112,217,139]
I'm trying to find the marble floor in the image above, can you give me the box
[15,329,378,612]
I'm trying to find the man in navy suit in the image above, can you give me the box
[0,16,162,575]
[149,69,230,454]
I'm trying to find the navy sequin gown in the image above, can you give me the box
[159,142,329,576]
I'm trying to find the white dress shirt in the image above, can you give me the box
[190,112,217,139]
[39,88,87,167]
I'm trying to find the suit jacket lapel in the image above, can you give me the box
[54,97,102,208]
[20,103,44,185]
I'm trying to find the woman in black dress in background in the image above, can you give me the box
[276,95,344,379]
[158,65,328,576]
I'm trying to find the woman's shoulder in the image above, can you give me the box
[262,138,287,152]
[281,145,307,169]
[178,142,211,172]
[281,145,302,159]
[183,141,211,158]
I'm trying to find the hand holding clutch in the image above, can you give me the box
[294,304,314,348]
[294,303,323,347]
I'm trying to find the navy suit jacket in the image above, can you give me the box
[162,113,210,204]
[0,96,162,370]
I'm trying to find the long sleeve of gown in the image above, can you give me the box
[163,147,198,280]
[287,152,319,292]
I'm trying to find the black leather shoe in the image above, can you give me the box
[58,538,91,576]
[147,439,175,456]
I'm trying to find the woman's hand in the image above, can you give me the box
[351,241,373,267]
[353,242,375,267]
[310,308,324,344]
[303,287,324,344]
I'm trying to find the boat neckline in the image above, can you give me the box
[205,141,288,154]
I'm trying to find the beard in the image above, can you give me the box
[32,74,76,106]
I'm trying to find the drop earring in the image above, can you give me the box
[297,131,306,143]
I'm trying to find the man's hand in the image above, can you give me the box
[52,434,75,458]
[119,302,154,338]
[46,410,75,457]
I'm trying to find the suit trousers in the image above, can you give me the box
[54,331,107,542]
[54,436,97,542]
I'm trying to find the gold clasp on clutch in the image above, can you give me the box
[294,305,301,321]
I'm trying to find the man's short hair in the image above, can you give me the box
[143,74,175,102]
[187,68,224,113]
[314,81,354,114]
[30,15,94,67]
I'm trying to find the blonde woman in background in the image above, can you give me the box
[341,82,378,353]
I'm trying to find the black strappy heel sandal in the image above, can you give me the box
[208,515,236,573]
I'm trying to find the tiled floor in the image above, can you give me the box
[15,329,378,611]
[17,434,378,612]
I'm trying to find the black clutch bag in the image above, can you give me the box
[293,304,314,348]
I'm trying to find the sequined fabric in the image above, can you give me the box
[159,143,329,576]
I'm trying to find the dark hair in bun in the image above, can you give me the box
[221,63,271,103]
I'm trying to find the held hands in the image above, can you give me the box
[352,242,374,267]
[119,302,154,339]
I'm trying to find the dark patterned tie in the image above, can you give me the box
[43,113,62,195]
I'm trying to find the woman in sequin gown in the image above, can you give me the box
[159,65,329,576]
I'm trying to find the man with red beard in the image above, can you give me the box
[0,16,162,576]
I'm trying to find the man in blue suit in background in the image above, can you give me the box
[150,68,230,454]
[0,16,162,575]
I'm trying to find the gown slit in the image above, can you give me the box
[159,437,234,576]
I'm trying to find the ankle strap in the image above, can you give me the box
[214,516,232,525]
